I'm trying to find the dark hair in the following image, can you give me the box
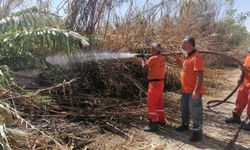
[184,36,195,47]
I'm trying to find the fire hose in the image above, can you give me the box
[199,51,243,110]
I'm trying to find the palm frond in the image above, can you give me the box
[0,27,89,56]
[0,6,61,34]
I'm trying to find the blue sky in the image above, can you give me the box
[52,0,250,31]
[234,0,250,31]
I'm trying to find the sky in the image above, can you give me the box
[234,0,250,31]
[51,0,250,32]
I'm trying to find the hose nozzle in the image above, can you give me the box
[135,52,151,58]
[136,53,146,58]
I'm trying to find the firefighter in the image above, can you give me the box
[225,50,250,131]
[175,36,205,142]
[141,43,166,132]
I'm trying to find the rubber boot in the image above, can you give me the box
[157,121,166,127]
[225,113,241,124]
[143,122,159,132]
[176,123,189,132]
[189,130,203,142]
[243,122,250,131]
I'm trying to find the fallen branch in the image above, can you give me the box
[102,121,132,139]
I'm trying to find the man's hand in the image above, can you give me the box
[141,57,147,68]
[240,66,246,72]
[238,78,244,84]
[192,90,200,100]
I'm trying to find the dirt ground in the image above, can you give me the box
[84,68,250,150]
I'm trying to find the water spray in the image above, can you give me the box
[46,51,139,66]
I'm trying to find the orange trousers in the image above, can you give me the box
[147,81,165,123]
[233,85,250,118]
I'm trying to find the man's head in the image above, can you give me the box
[151,43,163,55]
[181,36,195,52]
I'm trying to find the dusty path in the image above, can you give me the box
[202,68,250,150]
[87,68,250,150]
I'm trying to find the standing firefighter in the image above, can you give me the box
[225,50,250,131]
[175,36,205,142]
[141,43,166,132]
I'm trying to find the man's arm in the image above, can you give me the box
[192,70,203,100]
[238,66,246,85]
[192,54,205,100]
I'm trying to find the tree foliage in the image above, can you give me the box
[0,5,89,70]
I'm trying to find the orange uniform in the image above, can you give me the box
[242,53,250,88]
[147,55,166,80]
[233,53,250,118]
[181,51,205,94]
[147,54,166,123]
